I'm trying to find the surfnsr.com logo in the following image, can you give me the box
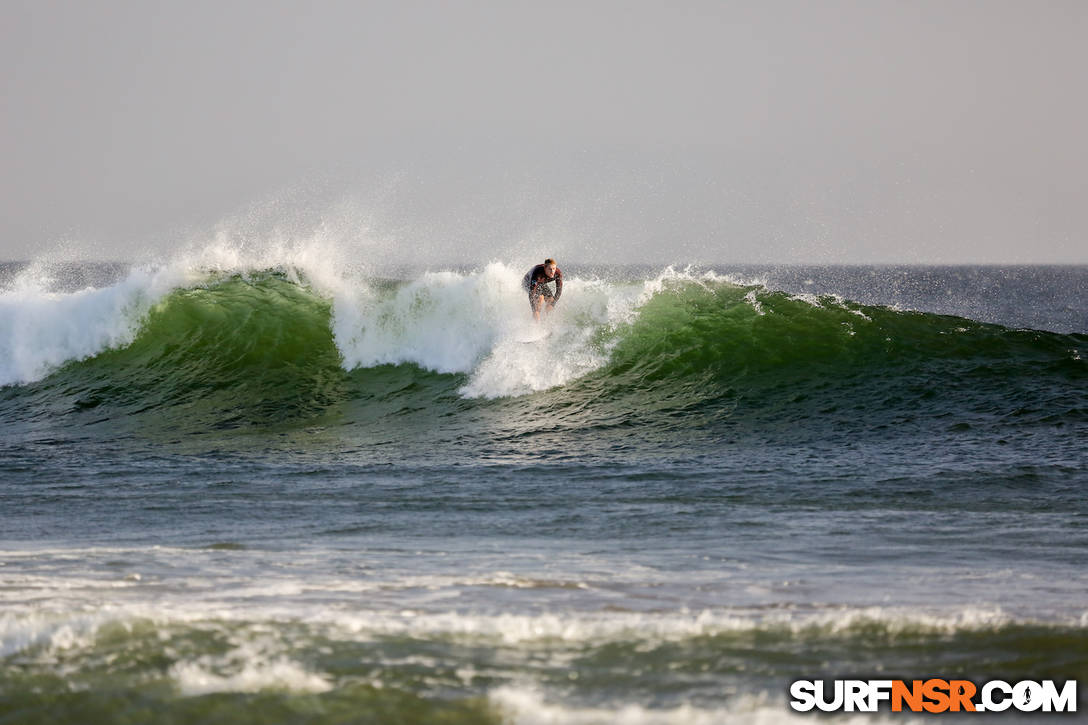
[789,679,1077,713]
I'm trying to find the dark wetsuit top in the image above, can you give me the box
[522,264,563,303]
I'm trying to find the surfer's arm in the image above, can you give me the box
[552,270,562,303]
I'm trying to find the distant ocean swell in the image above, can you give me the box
[1,262,1083,438]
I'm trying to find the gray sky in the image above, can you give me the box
[2,0,1085,264]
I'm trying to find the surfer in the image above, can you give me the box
[523,258,563,321]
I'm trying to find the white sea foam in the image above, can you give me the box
[0,599,1035,661]
[0,600,1032,723]
[0,263,184,386]
[0,594,1077,719]
[324,605,1022,646]
[0,610,108,658]
[744,288,765,315]
[170,649,332,695]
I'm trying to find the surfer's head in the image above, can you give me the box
[544,258,557,277]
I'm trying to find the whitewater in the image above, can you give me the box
[1,243,1086,724]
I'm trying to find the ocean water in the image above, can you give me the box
[1,253,1085,724]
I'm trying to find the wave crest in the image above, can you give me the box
[2,260,1083,438]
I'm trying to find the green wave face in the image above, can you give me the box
[578,279,1085,441]
[33,273,350,433]
[607,278,1079,383]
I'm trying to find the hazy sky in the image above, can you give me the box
[2,0,1085,264]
